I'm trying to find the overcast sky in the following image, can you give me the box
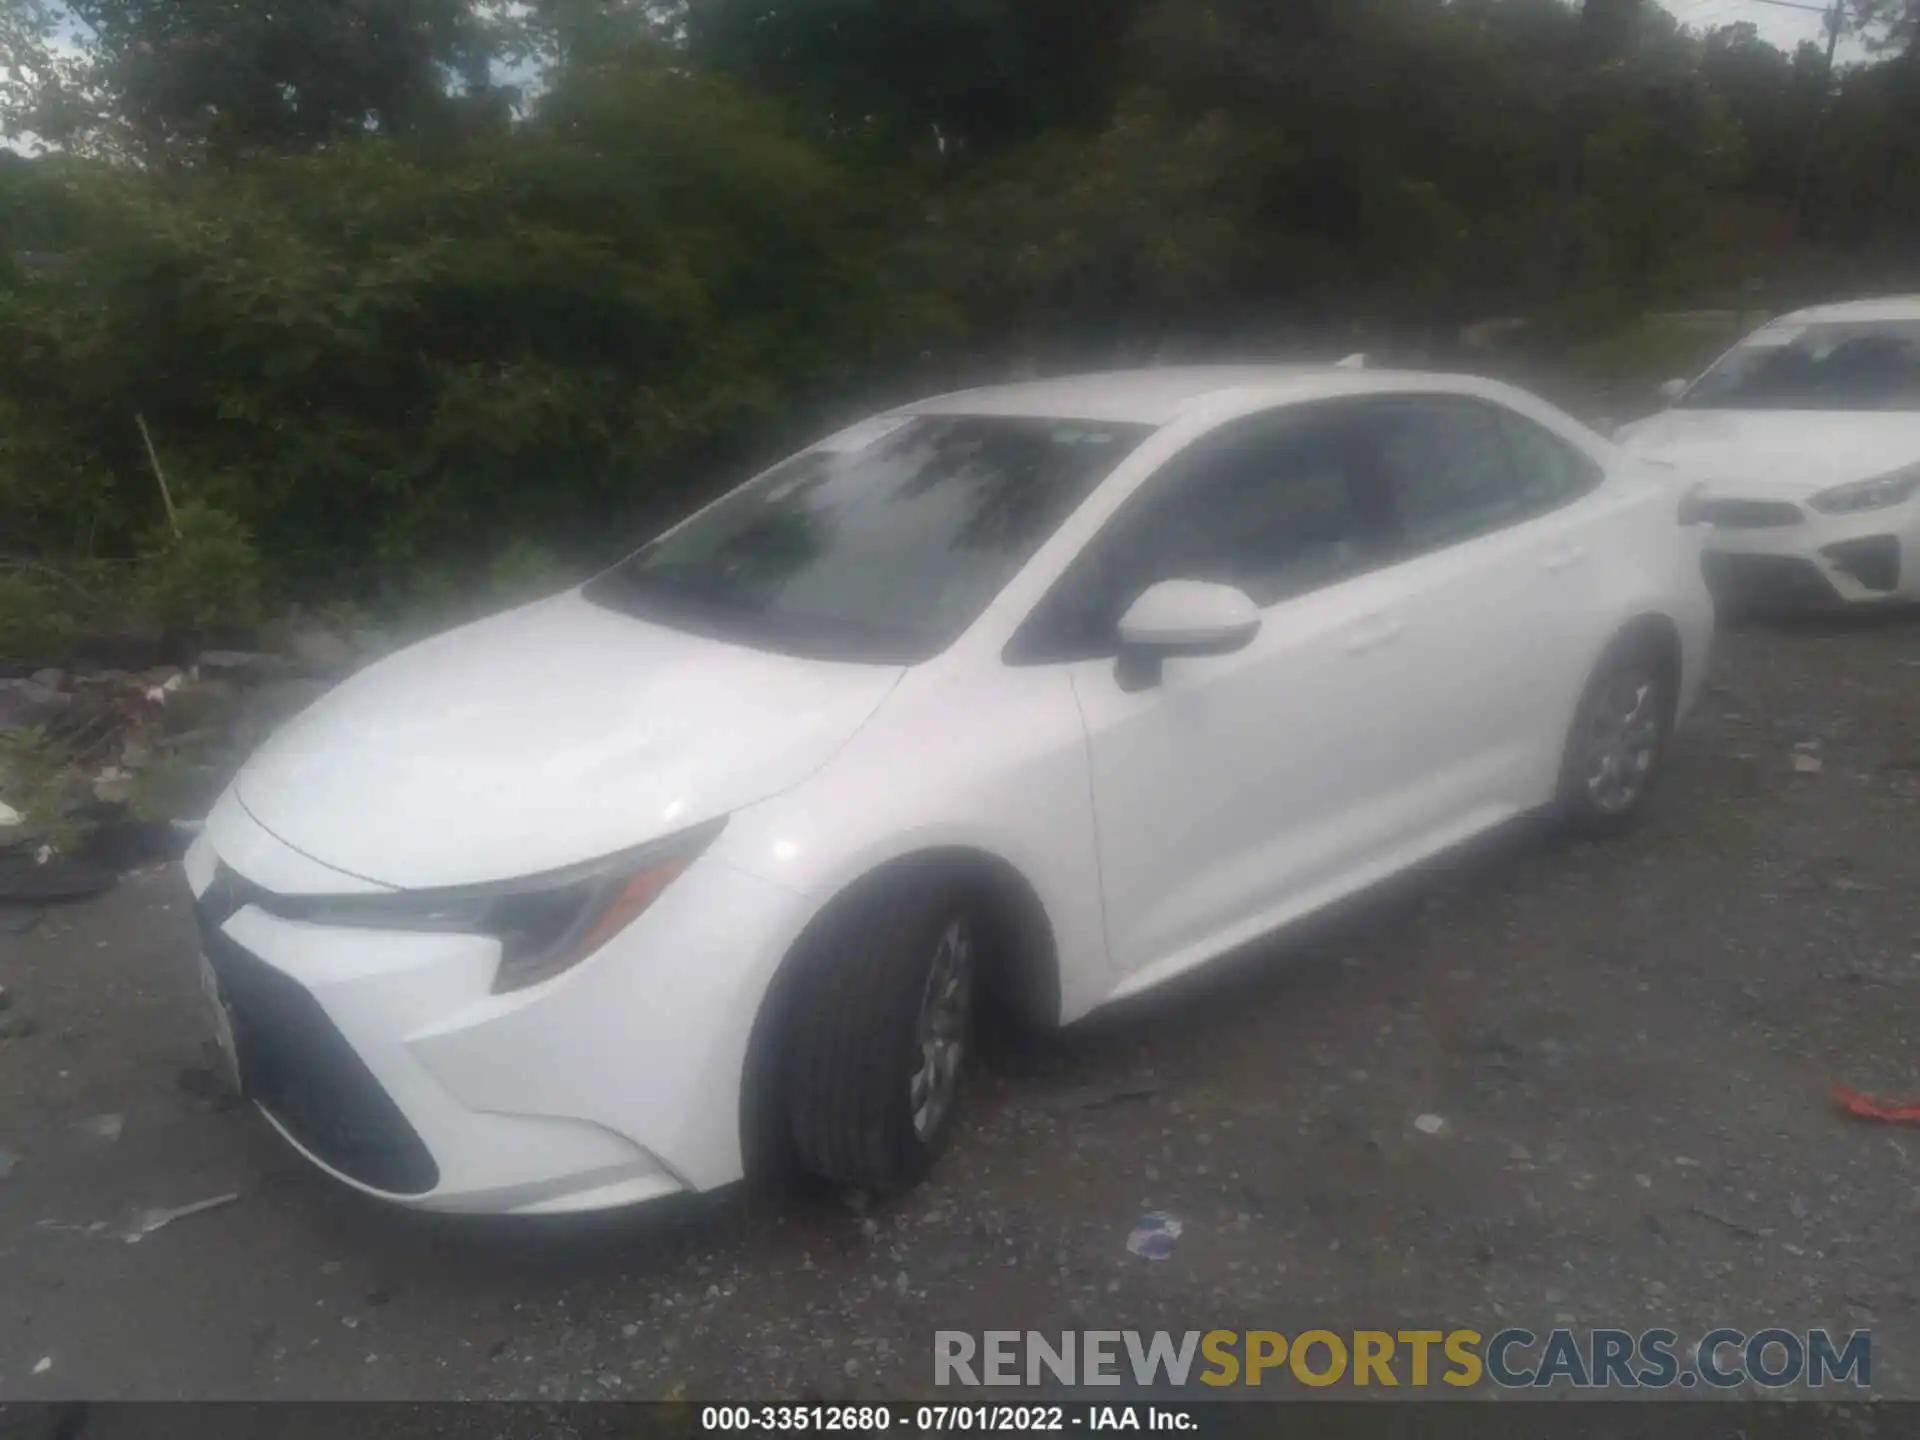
[1656,0,1861,59]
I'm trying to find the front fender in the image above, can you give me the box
[707,664,1114,1026]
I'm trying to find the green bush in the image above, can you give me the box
[486,537,579,609]
[6,0,1920,638]
[0,568,86,668]
[136,501,265,644]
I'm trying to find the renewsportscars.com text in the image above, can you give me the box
[934,1328,1871,1391]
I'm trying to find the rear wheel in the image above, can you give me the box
[1557,636,1675,834]
[785,886,979,1193]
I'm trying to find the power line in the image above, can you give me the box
[1671,0,1836,20]
[1669,0,1844,37]
[1676,0,1764,27]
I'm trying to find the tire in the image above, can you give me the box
[785,883,979,1193]
[1556,633,1677,835]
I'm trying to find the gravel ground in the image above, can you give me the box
[0,613,1917,1404]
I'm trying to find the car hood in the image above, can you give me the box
[1615,409,1920,498]
[234,590,904,890]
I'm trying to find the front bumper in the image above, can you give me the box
[187,793,806,1214]
[1694,495,1919,608]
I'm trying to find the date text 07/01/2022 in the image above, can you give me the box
[700,1405,1196,1432]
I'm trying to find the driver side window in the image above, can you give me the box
[1007,405,1394,663]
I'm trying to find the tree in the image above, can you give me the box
[682,0,1147,162]
[1854,0,1920,61]
[31,0,520,161]
[1581,0,1647,59]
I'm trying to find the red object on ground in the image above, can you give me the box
[1833,1084,1920,1123]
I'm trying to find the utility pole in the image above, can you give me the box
[1792,0,1848,226]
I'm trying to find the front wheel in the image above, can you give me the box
[785,887,979,1193]
[1556,638,1676,834]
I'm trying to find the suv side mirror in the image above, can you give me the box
[1657,377,1689,404]
[1114,580,1261,691]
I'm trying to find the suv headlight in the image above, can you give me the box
[1809,465,1920,515]
[285,818,725,994]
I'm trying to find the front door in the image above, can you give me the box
[1055,406,1426,982]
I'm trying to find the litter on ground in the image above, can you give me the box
[1834,1084,1920,1124]
[1126,1212,1183,1260]
[122,1191,241,1245]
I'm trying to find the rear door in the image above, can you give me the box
[1350,393,1617,828]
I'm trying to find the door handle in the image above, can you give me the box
[1540,543,1589,574]
[1342,614,1406,655]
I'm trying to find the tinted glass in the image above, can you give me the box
[584,415,1153,663]
[1371,398,1528,552]
[1115,415,1393,606]
[1497,410,1605,510]
[1680,320,1920,412]
[1011,409,1397,660]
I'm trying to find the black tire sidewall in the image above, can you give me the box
[785,883,981,1193]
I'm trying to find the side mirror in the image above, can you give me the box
[1114,580,1261,691]
[1656,377,1689,404]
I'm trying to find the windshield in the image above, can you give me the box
[583,414,1154,663]
[1680,320,1920,412]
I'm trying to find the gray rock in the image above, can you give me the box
[197,650,287,678]
[289,626,354,674]
[229,680,332,749]
[28,669,66,690]
[352,628,397,659]
[162,678,240,737]
[77,1113,123,1144]
[0,1011,38,1041]
[0,680,71,732]
[92,767,136,806]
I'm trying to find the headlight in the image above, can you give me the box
[285,818,725,994]
[1809,465,1920,515]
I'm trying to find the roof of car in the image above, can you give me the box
[1774,296,1920,325]
[900,365,1455,426]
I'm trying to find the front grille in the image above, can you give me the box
[1698,498,1803,530]
[195,887,439,1196]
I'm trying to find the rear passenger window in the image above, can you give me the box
[1499,412,1604,510]
[1371,399,1526,552]
[1367,397,1602,556]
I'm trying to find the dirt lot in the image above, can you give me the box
[0,614,1917,1404]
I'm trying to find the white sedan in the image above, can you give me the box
[1616,296,1920,608]
[186,366,1714,1215]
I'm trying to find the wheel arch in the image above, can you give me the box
[1607,610,1685,719]
[737,845,1063,1179]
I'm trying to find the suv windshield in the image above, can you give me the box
[584,414,1154,663]
[1680,320,1920,412]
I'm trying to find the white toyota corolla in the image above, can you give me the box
[187,366,1713,1215]
[1616,297,1920,608]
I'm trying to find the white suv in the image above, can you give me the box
[1618,297,1920,608]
